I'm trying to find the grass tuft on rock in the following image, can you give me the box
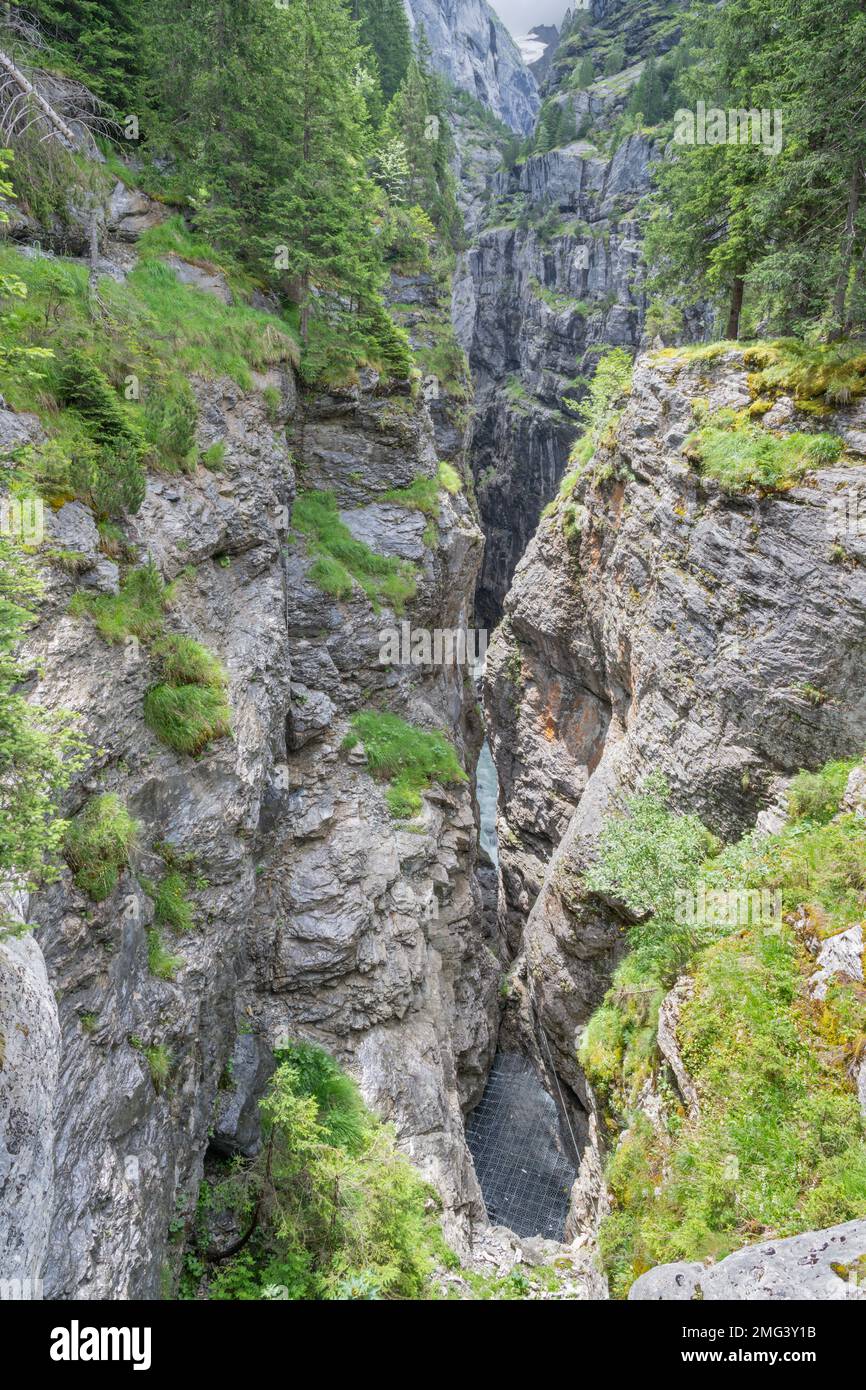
[343,710,466,818]
[147,927,184,981]
[143,683,231,756]
[152,869,196,934]
[684,409,843,491]
[293,490,417,614]
[64,793,137,901]
[150,633,226,689]
[69,561,171,644]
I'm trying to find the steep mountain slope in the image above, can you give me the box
[458,0,699,623]
[0,204,502,1293]
[404,0,540,133]
[485,343,866,1294]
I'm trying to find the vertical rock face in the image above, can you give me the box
[403,0,540,134]
[463,133,653,624]
[4,238,499,1294]
[0,893,59,1289]
[485,346,866,1199]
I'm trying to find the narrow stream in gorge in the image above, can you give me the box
[468,718,577,1240]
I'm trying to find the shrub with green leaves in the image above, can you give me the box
[63,793,137,901]
[143,375,199,470]
[582,773,714,981]
[68,437,147,520]
[58,349,147,454]
[183,1044,448,1300]
[580,758,866,1297]
[343,710,466,818]
[787,759,858,825]
[132,1037,172,1091]
[436,460,462,495]
[565,346,633,471]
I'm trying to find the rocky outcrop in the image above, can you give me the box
[485,347,866,1238]
[0,892,59,1292]
[629,1218,866,1300]
[463,133,655,624]
[0,217,503,1294]
[404,0,539,134]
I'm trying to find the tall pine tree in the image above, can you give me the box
[25,0,144,114]
[355,0,412,103]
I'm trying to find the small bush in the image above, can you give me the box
[437,460,462,495]
[143,684,231,755]
[343,710,466,818]
[64,793,137,901]
[184,1044,446,1300]
[276,1044,368,1152]
[144,376,199,469]
[565,347,633,470]
[147,927,183,981]
[58,349,146,454]
[68,438,147,520]
[788,760,859,824]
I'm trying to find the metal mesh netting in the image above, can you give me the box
[464,1051,576,1241]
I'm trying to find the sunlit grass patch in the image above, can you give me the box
[343,710,466,818]
[293,490,417,614]
[684,409,843,491]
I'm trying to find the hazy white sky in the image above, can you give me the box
[489,1,572,34]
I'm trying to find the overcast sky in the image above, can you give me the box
[489,0,572,34]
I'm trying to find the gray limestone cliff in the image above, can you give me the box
[0,217,504,1294]
[484,344,866,1290]
[404,0,539,134]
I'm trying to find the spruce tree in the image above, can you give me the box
[576,55,595,90]
[355,0,412,103]
[262,0,381,340]
[26,0,144,114]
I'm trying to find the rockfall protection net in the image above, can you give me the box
[464,1051,576,1241]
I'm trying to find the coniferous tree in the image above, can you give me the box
[382,42,460,243]
[25,0,145,113]
[261,0,381,339]
[646,0,866,338]
[604,40,626,78]
[575,54,595,90]
[627,56,664,125]
[354,0,412,103]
